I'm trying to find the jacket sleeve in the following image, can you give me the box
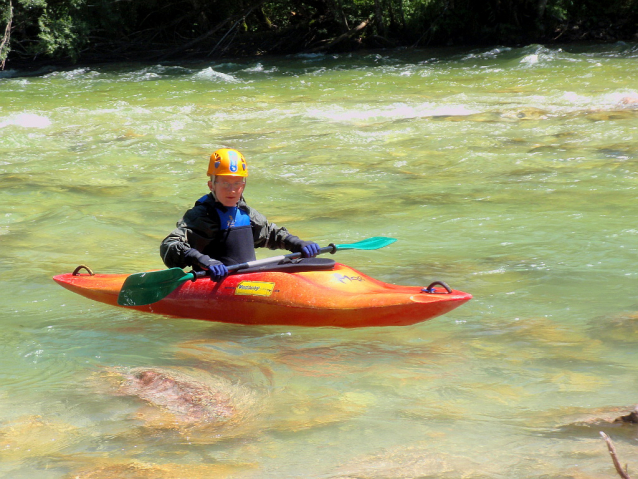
[159,204,219,268]
[247,206,299,251]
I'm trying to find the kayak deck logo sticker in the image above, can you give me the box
[235,281,275,297]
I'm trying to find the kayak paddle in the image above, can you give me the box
[335,236,396,250]
[117,236,396,307]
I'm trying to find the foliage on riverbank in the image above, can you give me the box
[1,0,637,68]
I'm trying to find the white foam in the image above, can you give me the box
[520,54,539,65]
[244,63,265,72]
[462,47,512,61]
[140,73,161,80]
[559,91,595,109]
[62,68,99,79]
[0,113,51,129]
[306,103,479,123]
[194,67,240,83]
[518,46,564,67]
[243,63,278,74]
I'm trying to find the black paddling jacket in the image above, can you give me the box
[160,193,301,268]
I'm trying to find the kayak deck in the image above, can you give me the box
[53,263,471,327]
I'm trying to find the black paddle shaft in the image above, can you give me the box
[191,244,337,280]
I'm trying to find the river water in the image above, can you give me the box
[1,43,637,478]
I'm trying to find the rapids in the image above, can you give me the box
[1,43,637,478]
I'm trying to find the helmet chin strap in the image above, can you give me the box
[208,179,218,201]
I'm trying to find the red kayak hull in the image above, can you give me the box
[53,263,471,328]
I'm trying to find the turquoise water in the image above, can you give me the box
[1,43,637,477]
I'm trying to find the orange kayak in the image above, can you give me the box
[53,262,471,328]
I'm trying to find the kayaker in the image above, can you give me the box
[160,148,320,281]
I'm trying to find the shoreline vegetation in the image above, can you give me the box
[1,0,637,71]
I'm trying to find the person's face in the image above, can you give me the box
[209,176,246,207]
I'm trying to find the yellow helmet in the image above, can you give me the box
[207,148,248,177]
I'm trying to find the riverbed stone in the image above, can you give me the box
[106,367,260,435]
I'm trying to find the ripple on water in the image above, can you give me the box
[0,329,94,399]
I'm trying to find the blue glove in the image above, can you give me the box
[207,262,229,282]
[301,242,321,258]
[285,236,321,258]
[184,248,228,281]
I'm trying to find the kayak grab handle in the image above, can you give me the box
[422,281,452,294]
[72,265,94,276]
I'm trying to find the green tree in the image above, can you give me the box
[1,0,13,67]
[2,0,637,66]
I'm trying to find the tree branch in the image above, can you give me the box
[307,18,370,53]
[208,15,244,56]
[412,0,450,47]
[1,0,13,70]
[156,0,267,60]
[600,432,632,479]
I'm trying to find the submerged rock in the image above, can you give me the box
[0,415,79,461]
[174,338,275,388]
[176,341,379,432]
[588,311,638,344]
[330,444,495,478]
[613,406,638,424]
[502,107,549,120]
[107,367,260,432]
[581,109,638,121]
[619,96,638,107]
[68,459,255,479]
[535,404,638,438]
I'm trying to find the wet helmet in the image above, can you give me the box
[207,148,248,177]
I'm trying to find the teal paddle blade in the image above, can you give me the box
[117,268,194,306]
[336,236,397,250]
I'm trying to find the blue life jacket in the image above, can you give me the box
[196,194,256,265]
